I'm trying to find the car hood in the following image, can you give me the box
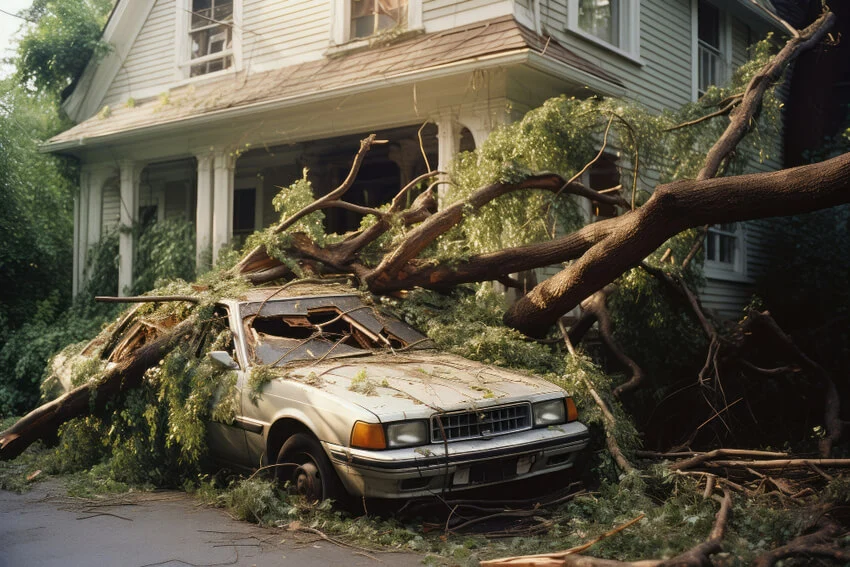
[277,351,564,421]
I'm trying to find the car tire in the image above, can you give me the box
[275,433,347,505]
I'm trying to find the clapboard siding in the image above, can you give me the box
[101,180,121,233]
[540,0,694,114]
[700,278,752,320]
[102,0,176,106]
[424,0,513,30]
[242,0,330,70]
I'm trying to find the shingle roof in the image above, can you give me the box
[46,15,621,149]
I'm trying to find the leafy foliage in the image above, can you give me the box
[132,217,197,295]
[0,80,76,333]
[383,285,565,376]
[14,0,113,94]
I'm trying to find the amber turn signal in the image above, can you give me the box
[566,397,579,422]
[350,421,387,449]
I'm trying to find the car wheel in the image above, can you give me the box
[275,433,346,504]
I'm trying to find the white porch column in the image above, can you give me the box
[212,150,235,263]
[435,113,461,203]
[118,160,141,296]
[81,165,114,287]
[76,168,90,295]
[195,153,214,270]
[72,192,81,297]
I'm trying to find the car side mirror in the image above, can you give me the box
[208,351,239,370]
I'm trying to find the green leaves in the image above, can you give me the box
[14,0,113,94]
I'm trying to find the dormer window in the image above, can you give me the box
[351,0,408,39]
[331,0,421,46]
[189,0,234,77]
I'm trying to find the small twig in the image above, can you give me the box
[696,397,742,431]
[556,115,616,198]
[664,100,740,132]
[480,513,646,565]
[417,122,432,173]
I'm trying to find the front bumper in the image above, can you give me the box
[325,422,590,498]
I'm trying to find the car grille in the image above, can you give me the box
[431,403,532,443]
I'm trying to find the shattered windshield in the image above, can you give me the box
[241,295,433,366]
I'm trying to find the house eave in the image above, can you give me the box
[42,48,623,155]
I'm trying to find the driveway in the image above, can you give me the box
[0,481,424,567]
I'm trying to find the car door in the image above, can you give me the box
[205,304,255,469]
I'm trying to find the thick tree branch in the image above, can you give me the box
[578,288,645,398]
[504,151,850,336]
[365,174,625,290]
[502,12,836,337]
[698,11,834,180]
[235,135,381,274]
[0,318,198,460]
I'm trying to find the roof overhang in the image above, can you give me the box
[716,0,789,34]
[61,0,155,122]
[41,48,625,156]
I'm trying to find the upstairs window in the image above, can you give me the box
[698,1,720,94]
[696,0,728,97]
[567,0,639,58]
[189,0,234,77]
[578,0,620,47]
[350,0,408,39]
[331,0,421,46]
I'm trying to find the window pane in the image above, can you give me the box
[578,0,619,47]
[705,224,738,265]
[719,234,735,263]
[706,233,717,261]
[698,0,720,48]
[191,26,232,59]
[233,188,256,232]
[191,55,232,77]
[350,0,408,39]
[191,0,212,29]
[214,0,233,22]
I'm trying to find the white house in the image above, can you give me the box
[43,0,783,318]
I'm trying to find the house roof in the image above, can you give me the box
[44,15,622,152]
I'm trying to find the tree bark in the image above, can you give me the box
[503,151,850,337]
[0,318,197,461]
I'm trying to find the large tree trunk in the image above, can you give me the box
[0,318,197,461]
[503,151,850,336]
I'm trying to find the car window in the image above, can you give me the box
[242,297,432,366]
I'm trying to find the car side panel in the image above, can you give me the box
[239,377,379,466]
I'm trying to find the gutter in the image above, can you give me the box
[41,48,624,154]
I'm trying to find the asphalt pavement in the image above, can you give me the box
[0,480,425,567]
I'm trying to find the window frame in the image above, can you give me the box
[175,0,243,81]
[691,0,733,100]
[566,0,641,62]
[331,0,423,47]
[704,222,748,280]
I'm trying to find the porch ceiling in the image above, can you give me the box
[43,15,622,155]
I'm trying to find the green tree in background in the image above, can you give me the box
[14,0,113,94]
[0,0,115,414]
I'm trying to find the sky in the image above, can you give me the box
[0,0,35,77]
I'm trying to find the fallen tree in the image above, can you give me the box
[0,7,848,565]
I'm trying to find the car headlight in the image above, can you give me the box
[386,420,429,448]
[533,399,567,427]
